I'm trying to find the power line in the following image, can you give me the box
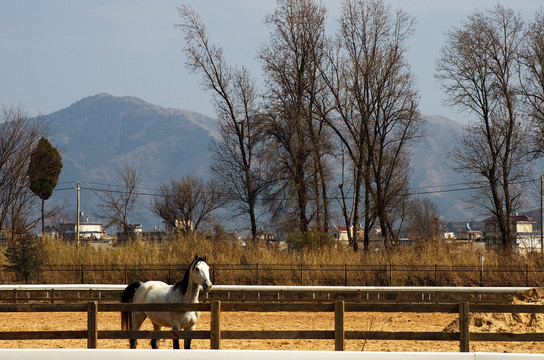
[82,186,161,197]
[54,176,543,201]
[82,180,162,192]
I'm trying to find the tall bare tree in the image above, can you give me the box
[405,198,440,243]
[259,0,332,233]
[93,161,141,240]
[177,6,269,241]
[323,0,420,250]
[0,106,47,238]
[520,9,544,156]
[435,5,529,250]
[152,175,227,235]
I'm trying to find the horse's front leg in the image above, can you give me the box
[171,324,180,349]
[184,325,196,349]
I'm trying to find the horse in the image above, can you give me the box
[121,255,212,349]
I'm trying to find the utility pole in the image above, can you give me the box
[541,174,543,260]
[76,181,80,246]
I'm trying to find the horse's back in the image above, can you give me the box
[134,280,172,303]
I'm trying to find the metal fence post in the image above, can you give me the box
[256,263,259,285]
[212,263,216,285]
[389,264,393,286]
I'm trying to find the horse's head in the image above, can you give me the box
[192,257,212,292]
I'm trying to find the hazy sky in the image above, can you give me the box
[1,1,542,124]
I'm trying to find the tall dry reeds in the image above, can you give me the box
[1,235,543,286]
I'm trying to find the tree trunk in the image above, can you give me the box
[41,198,45,237]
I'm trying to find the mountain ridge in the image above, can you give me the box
[43,93,501,227]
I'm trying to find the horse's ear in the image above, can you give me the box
[194,255,199,261]
[202,255,207,262]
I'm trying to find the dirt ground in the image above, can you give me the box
[1,309,543,353]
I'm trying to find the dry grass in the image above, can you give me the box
[1,235,542,286]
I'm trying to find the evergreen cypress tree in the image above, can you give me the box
[27,137,63,234]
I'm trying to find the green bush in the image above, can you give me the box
[4,234,47,283]
[287,230,336,251]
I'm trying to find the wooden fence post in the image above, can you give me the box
[459,302,470,352]
[210,300,221,350]
[335,301,344,351]
[87,301,98,349]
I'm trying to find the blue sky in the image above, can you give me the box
[1,1,542,123]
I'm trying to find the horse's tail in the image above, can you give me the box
[121,281,141,331]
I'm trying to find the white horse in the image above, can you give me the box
[121,255,212,349]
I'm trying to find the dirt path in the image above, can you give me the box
[1,310,543,353]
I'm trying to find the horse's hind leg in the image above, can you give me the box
[151,323,162,349]
[130,312,147,349]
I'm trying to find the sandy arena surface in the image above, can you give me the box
[1,309,543,353]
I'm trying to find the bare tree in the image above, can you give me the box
[404,198,440,243]
[177,6,269,241]
[93,161,141,240]
[259,0,333,233]
[0,106,47,238]
[152,175,227,235]
[435,5,529,250]
[520,9,544,156]
[323,0,421,250]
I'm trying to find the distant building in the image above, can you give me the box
[456,230,483,241]
[59,221,105,241]
[309,225,361,246]
[483,214,538,252]
[443,221,484,234]
[128,223,143,234]
[164,219,194,234]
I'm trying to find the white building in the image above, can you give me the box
[59,221,105,241]
[483,214,539,252]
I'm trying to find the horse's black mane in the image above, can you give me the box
[173,256,206,295]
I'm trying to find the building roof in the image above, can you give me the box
[482,214,536,223]
[309,225,351,232]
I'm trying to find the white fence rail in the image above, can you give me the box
[0,284,532,303]
[0,349,542,360]
[0,284,531,293]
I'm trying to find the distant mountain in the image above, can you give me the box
[47,93,216,185]
[43,93,541,229]
[44,94,217,227]
[409,115,470,220]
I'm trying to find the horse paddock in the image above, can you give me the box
[1,310,543,353]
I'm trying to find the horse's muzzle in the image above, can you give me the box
[202,282,212,292]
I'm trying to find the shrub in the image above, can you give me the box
[287,230,336,251]
[4,234,47,283]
